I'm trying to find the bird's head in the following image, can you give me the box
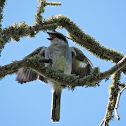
[47,32,68,45]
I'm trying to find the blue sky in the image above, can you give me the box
[0,0,126,126]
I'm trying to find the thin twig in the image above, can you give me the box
[114,86,126,120]
[99,111,108,126]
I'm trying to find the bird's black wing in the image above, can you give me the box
[16,47,48,84]
[71,47,93,78]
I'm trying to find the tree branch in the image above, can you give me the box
[0,0,60,55]
[0,55,51,79]
[43,15,126,66]
[0,22,58,54]
[1,13,126,75]
[99,71,121,126]
[0,0,6,28]
[0,0,126,75]
[0,14,125,68]
[0,54,126,87]
[0,1,126,125]
[0,0,6,55]
[114,86,126,120]
[35,0,61,25]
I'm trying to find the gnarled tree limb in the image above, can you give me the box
[0,1,126,125]
[1,15,126,75]
[0,54,126,87]
[99,71,121,126]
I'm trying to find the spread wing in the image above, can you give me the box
[71,47,93,78]
[16,47,48,84]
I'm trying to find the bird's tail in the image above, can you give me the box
[51,89,61,122]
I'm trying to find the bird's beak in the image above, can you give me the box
[47,32,56,40]
[47,38,53,40]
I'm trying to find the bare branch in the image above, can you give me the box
[114,86,126,120]
[99,111,108,126]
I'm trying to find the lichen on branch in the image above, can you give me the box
[0,0,6,55]
[107,71,121,125]
[0,0,6,28]
[0,52,126,88]
[1,13,125,72]
[0,1,126,125]
[35,0,61,25]
[43,15,124,63]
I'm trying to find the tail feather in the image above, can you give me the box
[51,90,61,122]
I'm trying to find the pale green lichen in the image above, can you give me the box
[0,1,126,125]
[0,0,6,28]
[43,15,124,66]
[46,2,61,6]
[0,0,6,55]
[35,0,61,25]
[104,71,121,126]
[35,0,45,25]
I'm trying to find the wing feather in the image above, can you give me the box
[16,47,48,84]
[71,47,93,78]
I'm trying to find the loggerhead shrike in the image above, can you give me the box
[16,31,93,122]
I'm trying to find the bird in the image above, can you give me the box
[16,31,93,122]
